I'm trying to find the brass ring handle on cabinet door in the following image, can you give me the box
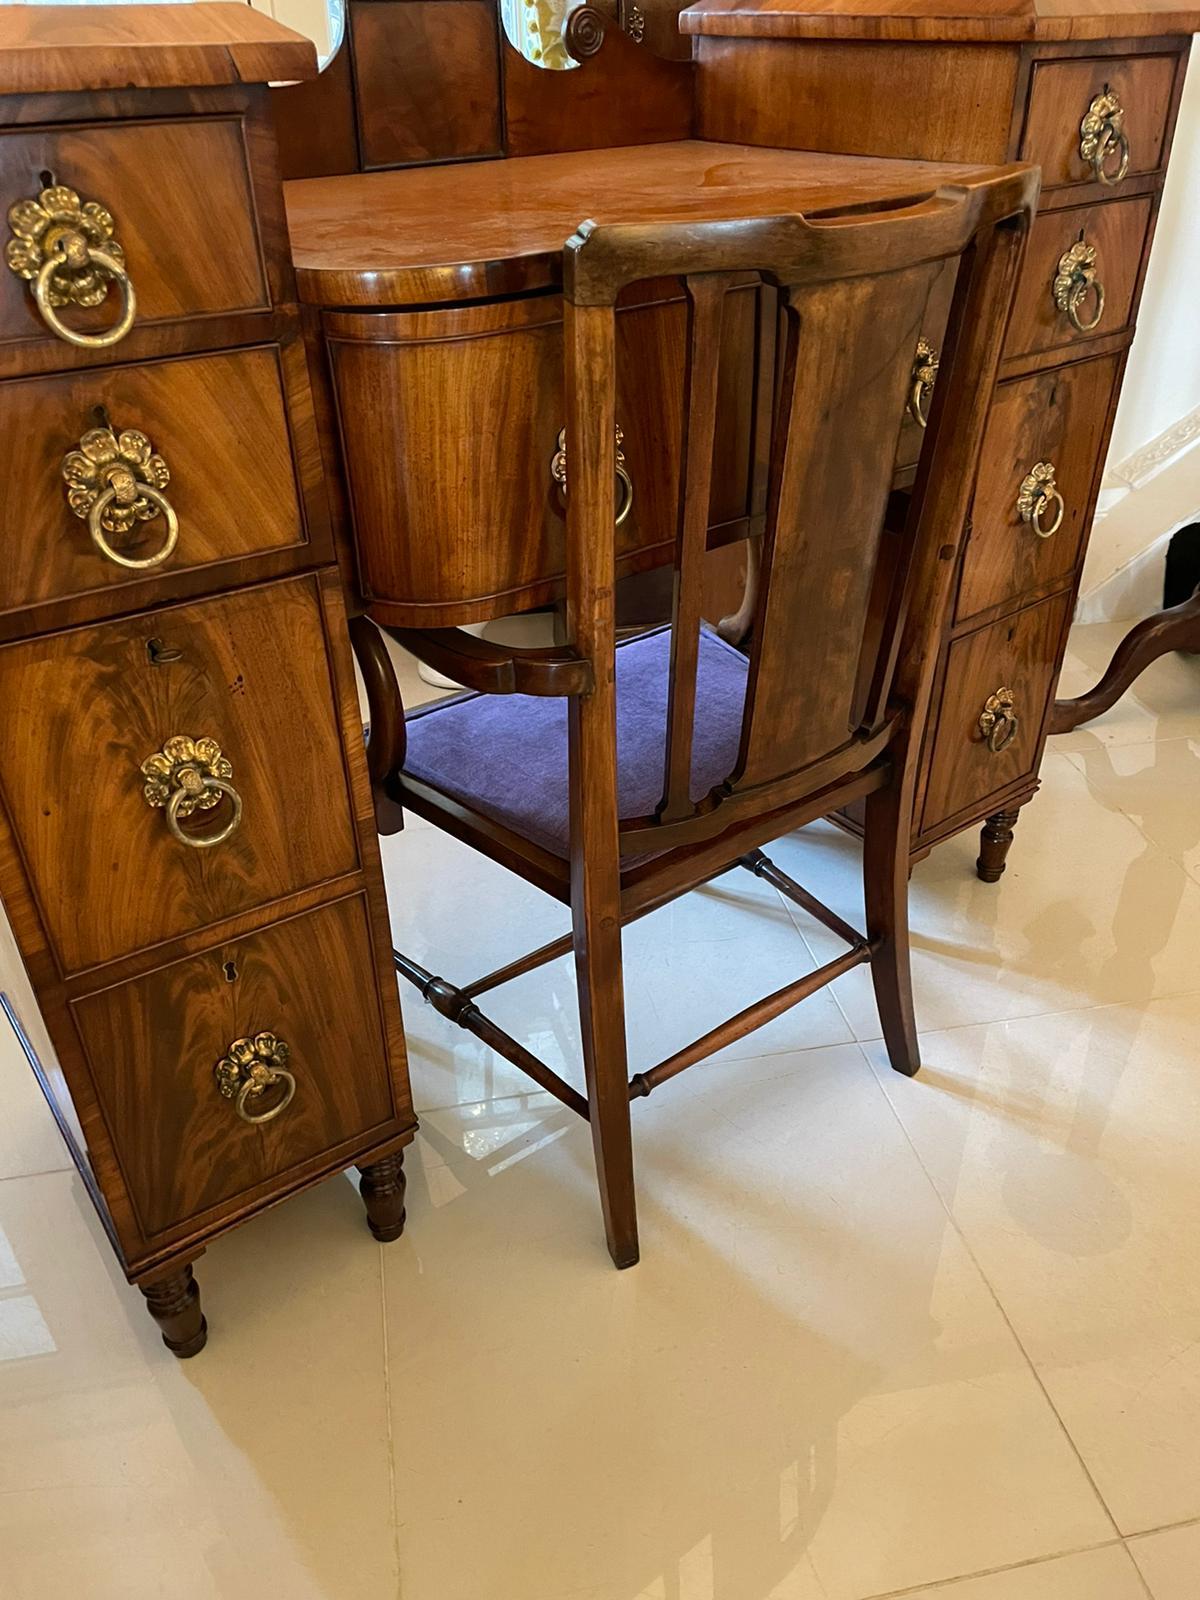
[214,1033,297,1125]
[1053,238,1106,334]
[1080,90,1131,186]
[551,423,635,525]
[978,687,1020,754]
[141,736,244,850]
[5,184,136,348]
[907,338,940,429]
[63,420,176,570]
[1016,460,1065,539]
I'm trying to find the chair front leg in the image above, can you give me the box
[568,696,639,1269]
[863,765,921,1078]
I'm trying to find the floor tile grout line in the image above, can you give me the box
[378,1240,404,1600]
[1124,1510,1200,1541]
[855,1036,1127,1544]
[0,1164,73,1186]
[845,981,1200,1051]
[856,1536,1132,1599]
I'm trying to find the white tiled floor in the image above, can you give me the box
[1,618,1198,1599]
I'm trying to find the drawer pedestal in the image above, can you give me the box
[0,22,415,1356]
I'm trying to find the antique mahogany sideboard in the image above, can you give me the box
[274,0,1200,882]
[0,5,416,1356]
[1,0,1196,1351]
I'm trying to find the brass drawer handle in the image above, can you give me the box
[1053,238,1105,334]
[551,423,634,526]
[141,736,243,850]
[215,1032,296,1126]
[907,337,939,429]
[978,687,1019,754]
[1016,460,1065,538]
[1080,90,1131,187]
[5,182,136,349]
[62,418,178,570]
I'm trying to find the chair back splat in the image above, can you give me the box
[560,184,1036,859]
[383,166,1038,1268]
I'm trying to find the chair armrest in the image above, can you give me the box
[384,626,595,697]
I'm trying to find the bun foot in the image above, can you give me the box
[357,1150,408,1242]
[976,808,1021,882]
[139,1263,208,1358]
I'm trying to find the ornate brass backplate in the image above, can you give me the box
[1053,238,1105,333]
[551,421,634,525]
[1079,90,1130,186]
[978,687,1019,754]
[908,337,940,429]
[141,736,243,850]
[214,1032,297,1125]
[62,419,174,548]
[1016,460,1065,538]
[5,183,136,347]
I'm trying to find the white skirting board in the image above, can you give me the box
[1077,404,1200,623]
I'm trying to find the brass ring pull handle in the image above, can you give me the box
[1016,460,1066,539]
[551,423,634,526]
[908,337,940,429]
[978,688,1019,754]
[1053,239,1106,334]
[1080,91,1131,186]
[6,185,136,348]
[215,1033,296,1126]
[141,736,243,850]
[63,422,176,569]
[166,775,242,848]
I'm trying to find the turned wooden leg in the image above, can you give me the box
[976,807,1021,883]
[139,1263,207,1359]
[357,1150,408,1242]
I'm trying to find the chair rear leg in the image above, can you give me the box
[863,774,921,1077]
[573,887,639,1267]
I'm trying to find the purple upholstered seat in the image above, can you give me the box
[403,624,749,858]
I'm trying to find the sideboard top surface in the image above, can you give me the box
[680,0,1200,40]
[0,2,317,97]
[284,138,1008,307]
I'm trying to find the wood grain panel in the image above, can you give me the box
[352,0,501,168]
[72,894,394,1238]
[284,141,1002,309]
[694,39,1021,162]
[0,3,316,95]
[1004,194,1153,358]
[271,34,359,180]
[958,354,1120,621]
[0,574,359,973]
[502,23,694,156]
[1020,51,1178,187]
[921,591,1073,833]
[0,115,269,350]
[328,282,761,624]
[0,344,310,620]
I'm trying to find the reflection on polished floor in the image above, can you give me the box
[0,618,1198,1600]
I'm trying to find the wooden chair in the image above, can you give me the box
[357,168,1036,1268]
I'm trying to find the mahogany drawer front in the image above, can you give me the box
[70,894,396,1240]
[325,282,761,626]
[958,354,1121,622]
[1004,196,1152,361]
[0,116,269,355]
[921,590,1073,835]
[0,575,359,975]
[1020,54,1178,192]
[0,344,313,624]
